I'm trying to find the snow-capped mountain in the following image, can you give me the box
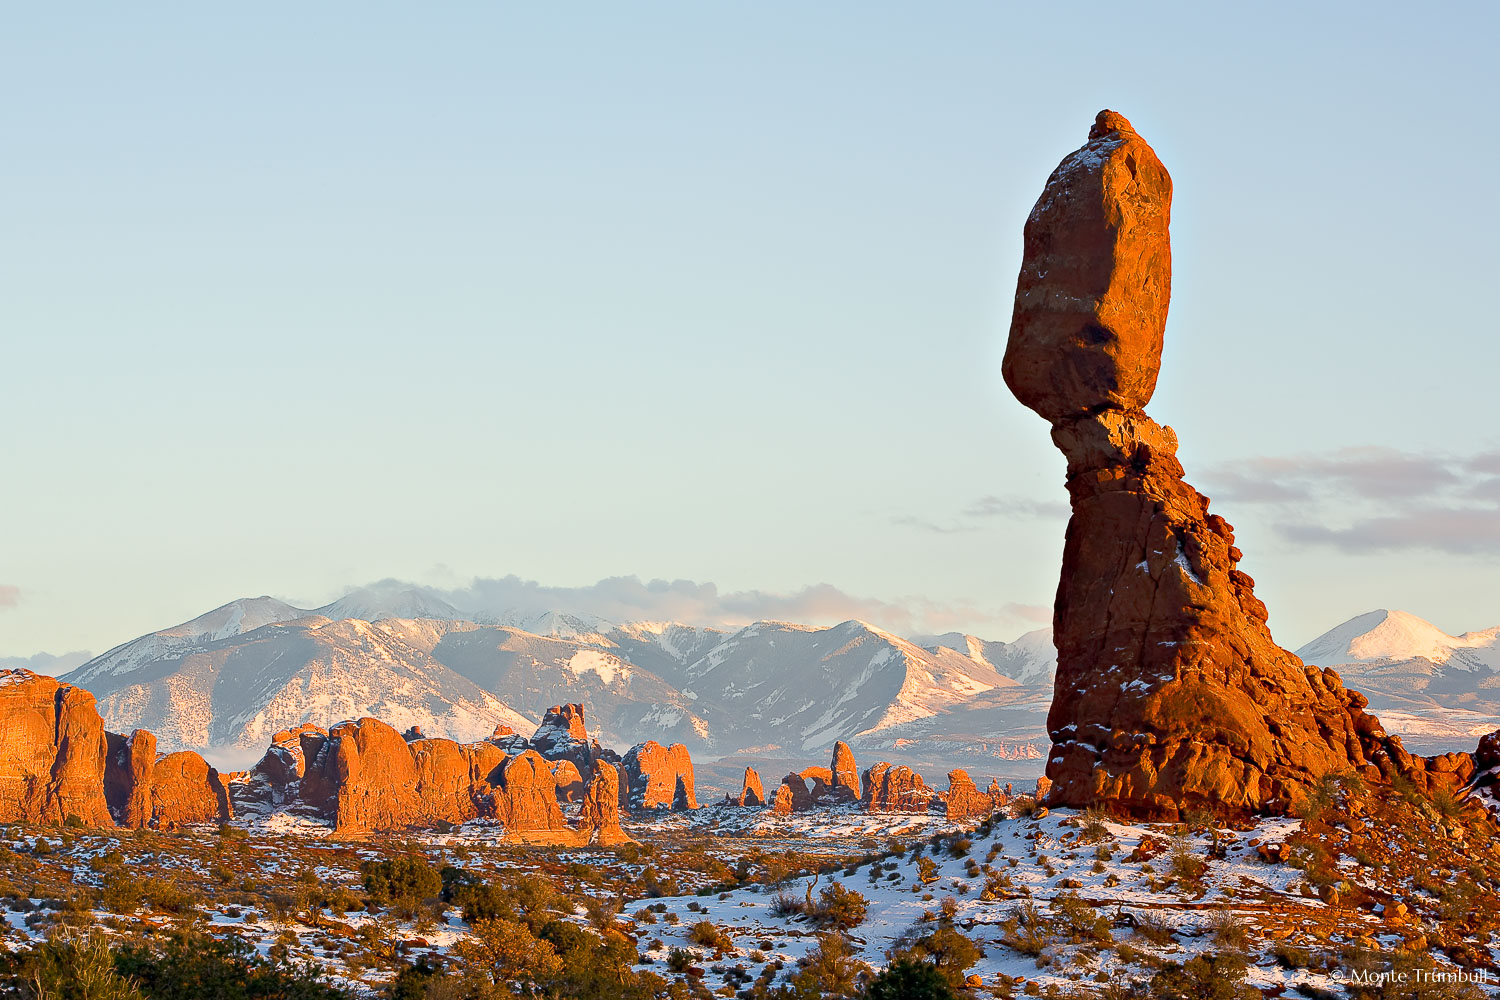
[1295,609,1500,754]
[60,592,1059,764]
[912,627,1056,686]
[66,613,531,764]
[1297,609,1500,673]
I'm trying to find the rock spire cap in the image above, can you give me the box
[1088,109,1136,140]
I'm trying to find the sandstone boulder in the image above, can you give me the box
[861,763,932,814]
[737,767,765,807]
[0,671,112,826]
[621,741,696,811]
[1005,110,1448,821]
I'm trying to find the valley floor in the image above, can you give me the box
[0,786,1496,998]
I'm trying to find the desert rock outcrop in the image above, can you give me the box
[737,767,765,807]
[772,773,814,815]
[576,760,631,845]
[830,741,859,801]
[291,717,567,834]
[621,741,696,811]
[0,671,113,826]
[861,762,932,814]
[943,769,991,821]
[1005,110,1444,820]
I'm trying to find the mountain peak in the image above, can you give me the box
[1297,609,1500,672]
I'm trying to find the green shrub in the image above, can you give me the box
[361,857,442,908]
[865,958,958,1000]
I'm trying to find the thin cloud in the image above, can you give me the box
[0,586,18,611]
[891,494,1068,535]
[963,496,1070,520]
[1204,446,1463,503]
[1279,507,1500,555]
[888,515,980,535]
[1198,445,1500,556]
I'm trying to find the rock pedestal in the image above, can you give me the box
[1005,111,1440,820]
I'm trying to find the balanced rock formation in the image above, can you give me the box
[861,762,932,814]
[737,767,765,807]
[830,741,860,801]
[943,769,991,821]
[0,671,113,826]
[621,741,697,811]
[1004,111,1446,820]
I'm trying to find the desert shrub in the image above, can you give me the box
[812,882,868,931]
[770,891,806,918]
[1148,952,1257,1000]
[666,947,693,973]
[889,924,982,990]
[1000,899,1049,956]
[1051,892,1111,943]
[114,927,351,999]
[1168,836,1207,888]
[1208,909,1250,952]
[5,933,142,1000]
[946,837,971,859]
[1074,806,1111,843]
[1133,909,1176,946]
[687,920,734,953]
[864,957,958,1000]
[787,933,868,999]
[915,858,940,884]
[361,857,442,909]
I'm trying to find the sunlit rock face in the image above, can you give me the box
[1006,111,1468,821]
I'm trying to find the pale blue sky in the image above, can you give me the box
[4,2,1499,658]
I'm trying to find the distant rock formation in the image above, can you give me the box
[1004,111,1467,821]
[798,766,834,801]
[830,741,860,801]
[737,767,765,807]
[943,769,991,821]
[861,762,932,814]
[0,670,229,830]
[621,741,696,811]
[576,761,631,845]
[772,773,815,815]
[104,729,232,831]
[0,671,114,826]
[550,760,586,803]
[530,704,596,779]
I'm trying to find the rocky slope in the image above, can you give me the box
[1004,110,1480,820]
